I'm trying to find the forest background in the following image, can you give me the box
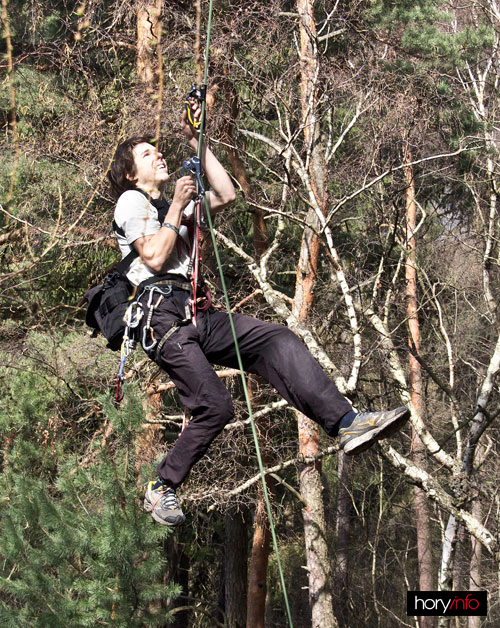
[1,1,500,627]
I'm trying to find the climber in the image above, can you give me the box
[107,102,410,526]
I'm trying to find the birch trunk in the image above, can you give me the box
[294,1,337,626]
[468,499,483,628]
[437,19,499,622]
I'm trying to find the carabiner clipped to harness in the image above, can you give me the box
[115,331,134,403]
[184,83,206,129]
[141,285,172,351]
[115,300,143,403]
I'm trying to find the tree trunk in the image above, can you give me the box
[297,414,336,628]
[136,1,162,89]
[468,500,482,628]
[293,2,337,627]
[135,378,164,473]
[225,509,248,628]
[246,479,273,628]
[333,452,352,628]
[165,534,190,628]
[453,523,468,591]
[219,75,268,259]
[437,514,458,628]
[404,157,434,628]
[243,307,274,624]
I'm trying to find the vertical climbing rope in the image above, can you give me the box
[194,3,294,626]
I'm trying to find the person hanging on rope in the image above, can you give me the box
[108,102,410,526]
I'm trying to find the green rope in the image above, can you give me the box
[195,2,294,626]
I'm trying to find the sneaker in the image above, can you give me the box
[339,406,410,455]
[144,480,186,526]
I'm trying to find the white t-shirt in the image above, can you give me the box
[114,190,195,286]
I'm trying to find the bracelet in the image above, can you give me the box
[161,222,180,235]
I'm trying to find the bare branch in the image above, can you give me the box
[206,445,339,511]
[380,443,497,554]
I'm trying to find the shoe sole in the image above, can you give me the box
[143,497,186,526]
[343,407,410,456]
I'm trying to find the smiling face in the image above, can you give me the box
[128,142,169,197]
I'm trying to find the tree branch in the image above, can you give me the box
[380,442,497,554]
[206,445,339,511]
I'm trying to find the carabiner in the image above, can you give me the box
[124,301,143,329]
[142,325,158,351]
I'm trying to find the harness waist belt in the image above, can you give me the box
[138,274,191,293]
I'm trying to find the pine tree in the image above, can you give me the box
[0,343,180,628]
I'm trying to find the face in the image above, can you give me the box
[128,142,168,194]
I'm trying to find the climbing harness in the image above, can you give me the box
[115,276,195,400]
[142,288,167,351]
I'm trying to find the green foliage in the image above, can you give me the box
[402,22,494,66]
[3,0,65,50]
[0,353,179,627]
[369,0,449,29]
[0,330,116,443]
[368,0,494,68]
[0,365,54,440]
[0,457,177,627]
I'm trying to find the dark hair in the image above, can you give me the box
[107,135,154,200]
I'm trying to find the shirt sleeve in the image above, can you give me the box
[114,190,160,245]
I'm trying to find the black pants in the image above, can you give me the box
[139,288,352,488]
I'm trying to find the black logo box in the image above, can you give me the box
[407,591,487,616]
